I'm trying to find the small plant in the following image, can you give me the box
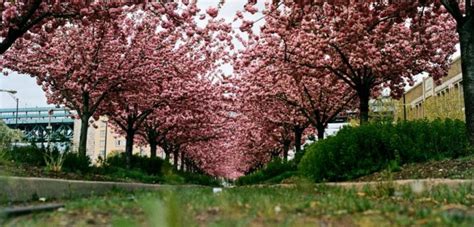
[44,151,65,172]
[376,166,396,197]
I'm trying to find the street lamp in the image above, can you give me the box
[47,109,54,153]
[101,119,108,160]
[0,89,19,129]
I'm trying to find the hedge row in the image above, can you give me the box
[2,146,219,186]
[299,119,472,182]
[235,158,297,185]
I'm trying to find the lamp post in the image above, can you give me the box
[101,119,108,160]
[403,93,407,121]
[47,109,54,153]
[0,89,18,128]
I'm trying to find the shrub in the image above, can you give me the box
[105,153,168,176]
[0,121,23,152]
[102,167,163,183]
[4,146,45,166]
[236,158,297,185]
[265,171,298,184]
[180,172,220,186]
[62,152,91,173]
[299,119,471,182]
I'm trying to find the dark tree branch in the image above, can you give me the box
[441,0,465,23]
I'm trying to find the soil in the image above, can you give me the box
[355,156,474,182]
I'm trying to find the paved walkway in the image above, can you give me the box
[0,176,472,202]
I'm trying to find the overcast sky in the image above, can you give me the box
[0,0,265,109]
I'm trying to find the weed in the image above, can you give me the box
[43,152,65,173]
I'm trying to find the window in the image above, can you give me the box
[100,140,105,146]
[115,139,122,147]
[100,130,106,137]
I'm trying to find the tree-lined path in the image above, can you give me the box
[0,0,471,182]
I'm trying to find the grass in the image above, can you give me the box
[2,183,473,226]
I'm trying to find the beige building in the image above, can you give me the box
[397,57,464,121]
[72,116,156,163]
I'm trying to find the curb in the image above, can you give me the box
[249,179,474,190]
[0,176,171,203]
[323,178,474,190]
[1,176,472,203]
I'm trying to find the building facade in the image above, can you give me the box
[397,57,464,121]
[72,116,155,163]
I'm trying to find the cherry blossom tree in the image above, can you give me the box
[255,0,474,144]
[0,1,201,55]
[102,10,231,168]
[3,17,133,156]
[248,2,457,124]
[0,1,141,55]
[234,36,356,140]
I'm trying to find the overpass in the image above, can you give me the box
[0,107,74,143]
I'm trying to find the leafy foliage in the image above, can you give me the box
[179,172,220,187]
[0,121,23,152]
[62,153,91,173]
[299,119,472,182]
[236,158,297,185]
[105,153,169,176]
[4,146,46,166]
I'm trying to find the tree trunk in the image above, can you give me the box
[149,140,157,158]
[316,124,325,140]
[283,140,290,161]
[358,87,371,125]
[173,148,179,169]
[125,129,135,169]
[294,127,303,154]
[78,115,90,157]
[180,151,185,171]
[164,148,170,162]
[459,16,474,146]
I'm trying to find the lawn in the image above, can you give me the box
[2,183,473,226]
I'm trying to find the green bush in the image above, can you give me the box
[100,167,163,183]
[179,172,220,186]
[62,152,91,173]
[0,121,23,152]
[105,153,169,176]
[299,119,471,182]
[236,158,297,185]
[4,146,45,166]
[264,171,298,184]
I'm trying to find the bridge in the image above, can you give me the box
[0,107,75,143]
